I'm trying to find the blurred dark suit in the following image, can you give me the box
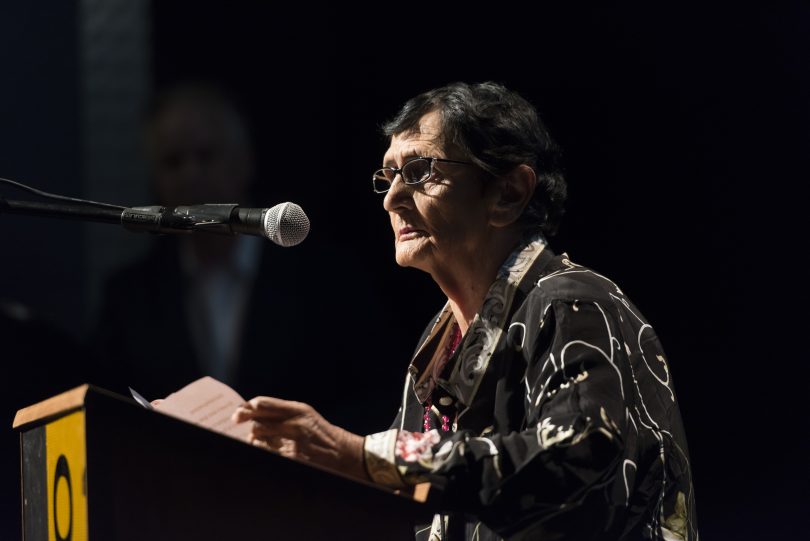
[93,236,357,412]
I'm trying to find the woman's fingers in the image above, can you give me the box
[230,396,364,477]
[247,396,306,411]
[233,399,314,444]
[249,433,284,448]
[231,405,301,423]
[249,433,297,454]
[232,396,309,423]
[231,406,257,423]
[250,419,301,441]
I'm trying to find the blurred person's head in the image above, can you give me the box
[144,83,254,208]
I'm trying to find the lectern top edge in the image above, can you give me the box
[13,384,91,429]
[13,384,438,508]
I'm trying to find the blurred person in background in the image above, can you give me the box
[92,84,353,410]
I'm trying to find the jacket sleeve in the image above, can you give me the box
[364,299,630,537]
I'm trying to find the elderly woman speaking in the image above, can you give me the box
[233,82,697,541]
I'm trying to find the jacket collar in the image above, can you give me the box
[408,232,553,407]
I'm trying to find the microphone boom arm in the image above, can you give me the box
[0,198,248,236]
[0,196,124,225]
[1,197,306,245]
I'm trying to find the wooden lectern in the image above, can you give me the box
[13,386,436,540]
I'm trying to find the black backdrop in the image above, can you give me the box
[2,2,807,538]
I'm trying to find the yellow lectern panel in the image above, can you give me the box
[45,410,88,541]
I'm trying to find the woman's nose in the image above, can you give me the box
[382,174,413,212]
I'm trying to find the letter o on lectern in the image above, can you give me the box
[53,454,73,541]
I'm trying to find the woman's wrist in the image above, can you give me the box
[334,428,369,482]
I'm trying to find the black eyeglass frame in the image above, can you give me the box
[372,156,476,194]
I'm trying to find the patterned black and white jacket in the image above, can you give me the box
[364,234,697,541]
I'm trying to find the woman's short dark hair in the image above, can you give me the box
[382,82,567,236]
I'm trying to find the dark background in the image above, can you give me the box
[1,2,806,538]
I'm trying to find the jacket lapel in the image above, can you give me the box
[407,233,556,407]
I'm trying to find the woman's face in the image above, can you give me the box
[382,111,496,279]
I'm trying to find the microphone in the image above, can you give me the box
[0,188,310,245]
[121,202,310,246]
[242,202,310,247]
[0,176,309,246]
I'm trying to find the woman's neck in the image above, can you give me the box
[435,230,523,335]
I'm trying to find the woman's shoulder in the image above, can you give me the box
[512,253,654,342]
[528,252,630,306]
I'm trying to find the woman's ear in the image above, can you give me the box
[489,164,537,228]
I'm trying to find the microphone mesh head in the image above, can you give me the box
[264,202,310,247]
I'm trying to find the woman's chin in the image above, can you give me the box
[394,252,420,269]
[394,246,430,271]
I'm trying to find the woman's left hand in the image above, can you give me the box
[232,396,369,482]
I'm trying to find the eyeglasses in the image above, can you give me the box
[372,156,475,194]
